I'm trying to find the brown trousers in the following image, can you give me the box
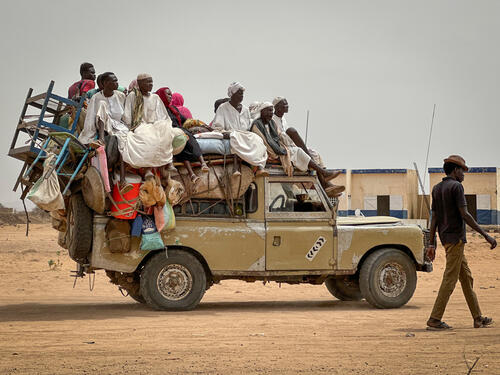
[430,241,481,320]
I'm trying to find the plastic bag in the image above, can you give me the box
[27,154,65,212]
[154,202,176,232]
[163,201,176,231]
[140,215,164,251]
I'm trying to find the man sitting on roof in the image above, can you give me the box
[79,72,128,145]
[68,62,96,101]
[273,97,344,196]
[86,74,127,99]
[251,102,344,196]
[212,82,268,177]
[117,73,174,171]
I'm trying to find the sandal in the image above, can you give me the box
[426,320,453,331]
[201,164,209,173]
[474,316,493,328]
[191,174,201,184]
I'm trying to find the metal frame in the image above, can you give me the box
[264,176,332,220]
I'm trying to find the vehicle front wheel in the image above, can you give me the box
[325,276,362,301]
[359,248,417,309]
[140,249,207,311]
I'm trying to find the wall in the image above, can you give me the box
[428,167,498,225]
[341,169,409,218]
[335,171,348,212]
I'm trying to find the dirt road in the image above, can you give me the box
[0,224,499,374]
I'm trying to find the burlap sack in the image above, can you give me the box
[171,164,254,203]
[105,219,130,253]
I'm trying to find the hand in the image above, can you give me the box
[485,234,497,250]
[425,245,436,261]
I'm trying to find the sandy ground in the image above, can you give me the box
[0,224,499,375]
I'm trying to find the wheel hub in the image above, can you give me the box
[379,262,406,297]
[157,264,193,301]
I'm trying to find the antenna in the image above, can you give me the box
[419,104,437,220]
[305,109,310,146]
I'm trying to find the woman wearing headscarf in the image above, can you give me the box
[156,87,209,183]
[171,92,193,119]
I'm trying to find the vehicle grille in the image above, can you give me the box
[422,229,431,248]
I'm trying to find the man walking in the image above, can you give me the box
[426,155,497,330]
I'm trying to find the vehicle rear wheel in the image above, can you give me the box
[66,193,93,263]
[106,270,145,304]
[140,249,206,311]
[359,248,417,309]
[325,276,362,301]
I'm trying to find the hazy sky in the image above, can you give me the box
[1,0,499,208]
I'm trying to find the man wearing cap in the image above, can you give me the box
[426,155,497,330]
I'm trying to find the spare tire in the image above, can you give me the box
[66,193,93,263]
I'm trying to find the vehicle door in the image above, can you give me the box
[265,176,334,270]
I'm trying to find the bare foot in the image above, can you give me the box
[324,184,345,197]
[322,169,341,182]
[255,168,269,177]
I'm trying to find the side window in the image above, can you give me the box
[245,183,258,213]
[268,181,327,213]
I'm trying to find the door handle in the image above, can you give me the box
[273,236,281,246]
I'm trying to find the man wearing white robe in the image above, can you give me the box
[79,78,128,145]
[212,82,268,174]
[117,74,174,169]
[272,97,344,196]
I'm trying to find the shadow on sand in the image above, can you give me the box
[0,299,419,322]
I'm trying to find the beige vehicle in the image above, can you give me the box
[62,170,433,311]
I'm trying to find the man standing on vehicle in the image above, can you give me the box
[426,155,497,330]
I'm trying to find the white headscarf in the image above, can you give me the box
[227,81,245,97]
[252,102,273,120]
[249,101,262,120]
[137,73,152,81]
[272,96,286,106]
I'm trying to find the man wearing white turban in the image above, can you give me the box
[272,97,344,196]
[251,103,344,196]
[117,74,174,169]
[212,82,269,176]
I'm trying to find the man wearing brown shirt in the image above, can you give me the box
[426,155,497,330]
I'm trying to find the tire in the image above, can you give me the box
[359,248,417,309]
[140,249,207,311]
[66,193,93,264]
[129,291,146,304]
[105,270,145,304]
[325,276,362,301]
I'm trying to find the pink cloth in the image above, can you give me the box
[96,146,111,192]
[154,205,165,232]
[171,93,193,119]
[128,79,138,91]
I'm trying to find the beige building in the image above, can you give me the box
[428,167,499,225]
[338,169,418,219]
